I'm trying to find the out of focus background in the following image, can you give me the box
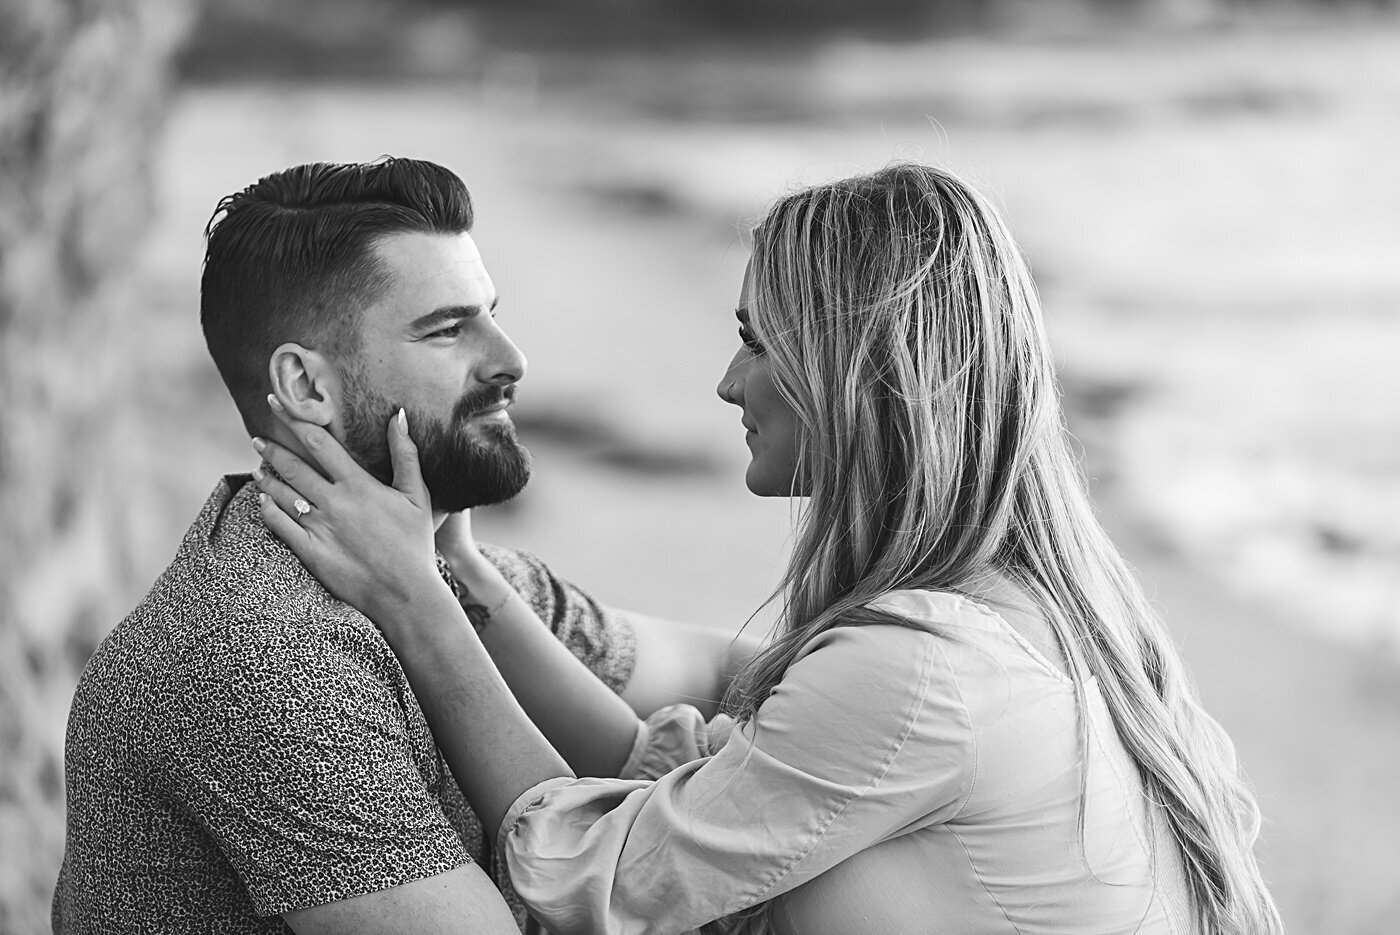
[2,0,1398,931]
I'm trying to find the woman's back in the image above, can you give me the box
[502,590,1198,935]
[769,590,1197,935]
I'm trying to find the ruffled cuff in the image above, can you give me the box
[619,704,736,781]
[497,776,577,860]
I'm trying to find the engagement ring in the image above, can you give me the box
[293,498,312,520]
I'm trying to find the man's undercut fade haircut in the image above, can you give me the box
[201,158,474,434]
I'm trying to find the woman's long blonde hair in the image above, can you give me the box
[720,164,1281,934]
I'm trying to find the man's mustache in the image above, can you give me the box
[451,384,517,422]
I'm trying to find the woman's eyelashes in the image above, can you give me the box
[739,325,766,355]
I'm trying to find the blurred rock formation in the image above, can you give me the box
[0,1,192,930]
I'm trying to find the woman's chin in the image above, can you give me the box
[744,467,803,498]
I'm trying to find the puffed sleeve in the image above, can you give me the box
[618,704,736,781]
[497,623,976,935]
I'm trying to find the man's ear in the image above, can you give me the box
[268,343,342,427]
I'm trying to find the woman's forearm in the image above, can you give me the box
[377,584,575,840]
[444,551,642,778]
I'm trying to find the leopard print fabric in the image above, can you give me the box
[54,475,635,933]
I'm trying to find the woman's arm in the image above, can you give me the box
[438,514,758,724]
[367,580,575,839]
[252,403,974,935]
[615,612,762,719]
[433,528,642,778]
[251,403,583,836]
[497,623,973,935]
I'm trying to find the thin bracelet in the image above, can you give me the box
[484,589,515,621]
[434,554,520,634]
[461,588,517,635]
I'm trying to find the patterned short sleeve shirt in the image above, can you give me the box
[53,475,635,933]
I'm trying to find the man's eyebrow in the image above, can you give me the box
[408,297,500,332]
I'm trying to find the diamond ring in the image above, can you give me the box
[293,498,312,520]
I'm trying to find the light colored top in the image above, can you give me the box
[499,590,1196,935]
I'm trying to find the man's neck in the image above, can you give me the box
[262,423,330,484]
[259,422,449,533]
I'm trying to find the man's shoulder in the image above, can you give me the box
[79,476,392,709]
[475,541,548,590]
[473,540,637,694]
[80,580,385,725]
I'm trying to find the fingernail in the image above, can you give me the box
[252,466,265,481]
[397,408,408,434]
[252,437,266,452]
[258,492,269,507]
[267,394,285,413]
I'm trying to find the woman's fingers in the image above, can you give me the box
[388,408,431,508]
[253,436,333,505]
[256,488,311,556]
[266,394,365,484]
[251,463,320,526]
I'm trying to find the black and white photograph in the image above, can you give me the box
[2,0,1397,932]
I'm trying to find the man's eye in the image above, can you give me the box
[431,324,464,339]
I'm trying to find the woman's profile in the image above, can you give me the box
[255,163,1282,934]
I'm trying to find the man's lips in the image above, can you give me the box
[458,386,516,420]
[466,399,511,418]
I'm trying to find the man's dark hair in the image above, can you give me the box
[200,158,474,435]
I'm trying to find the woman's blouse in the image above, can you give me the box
[499,590,1195,935]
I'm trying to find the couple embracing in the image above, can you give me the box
[54,158,1280,935]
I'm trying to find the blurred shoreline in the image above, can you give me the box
[75,12,1400,932]
[145,13,1400,657]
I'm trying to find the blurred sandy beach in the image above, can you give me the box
[7,4,1399,931]
[111,17,1400,929]
[148,18,1400,654]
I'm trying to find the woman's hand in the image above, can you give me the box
[252,397,447,623]
[435,509,483,570]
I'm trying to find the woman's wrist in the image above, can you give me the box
[440,550,518,632]
[439,541,496,587]
[366,571,463,636]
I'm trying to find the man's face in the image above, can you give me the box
[336,230,530,513]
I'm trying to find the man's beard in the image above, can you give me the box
[340,368,531,513]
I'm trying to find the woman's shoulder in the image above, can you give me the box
[856,588,1073,686]
[865,588,1005,631]
[776,588,1072,726]
[781,600,976,717]
[786,590,1001,673]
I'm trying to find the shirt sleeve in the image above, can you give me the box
[619,704,736,781]
[497,623,976,935]
[151,614,470,917]
[475,542,637,694]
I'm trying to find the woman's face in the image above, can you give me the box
[716,266,803,497]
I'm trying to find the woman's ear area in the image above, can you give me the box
[268,343,342,427]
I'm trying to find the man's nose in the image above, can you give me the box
[478,322,527,386]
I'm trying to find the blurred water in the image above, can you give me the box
[141,22,1400,653]
[86,22,1400,932]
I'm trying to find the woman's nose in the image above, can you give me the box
[716,358,743,405]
